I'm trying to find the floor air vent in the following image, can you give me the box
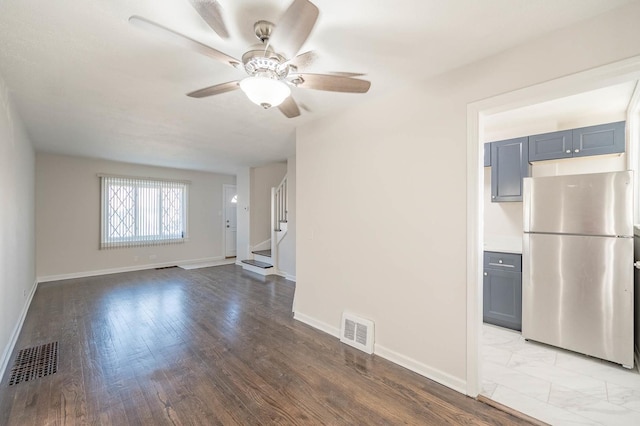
[8,342,58,385]
[340,312,374,354]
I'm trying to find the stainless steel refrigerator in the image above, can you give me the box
[523,170,634,367]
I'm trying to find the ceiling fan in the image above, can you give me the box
[129,0,371,118]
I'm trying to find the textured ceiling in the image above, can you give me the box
[0,0,637,174]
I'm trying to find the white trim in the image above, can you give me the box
[240,262,276,276]
[293,312,340,338]
[466,104,483,397]
[627,82,640,223]
[37,256,228,283]
[250,239,271,253]
[0,279,38,382]
[466,54,640,398]
[97,173,191,184]
[374,344,467,395]
[293,311,466,394]
[272,270,296,282]
[178,258,236,270]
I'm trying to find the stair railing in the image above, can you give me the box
[272,175,287,232]
[271,175,288,272]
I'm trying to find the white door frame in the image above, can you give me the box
[466,55,640,396]
[222,184,237,258]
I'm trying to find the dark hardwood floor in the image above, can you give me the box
[0,265,532,425]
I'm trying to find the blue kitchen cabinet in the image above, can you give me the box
[490,137,530,202]
[484,143,491,167]
[528,129,573,161]
[529,121,625,161]
[483,251,522,331]
[573,121,625,157]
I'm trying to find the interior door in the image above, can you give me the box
[223,185,237,257]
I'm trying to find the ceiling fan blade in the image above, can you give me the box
[187,81,240,98]
[278,96,301,118]
[269,0,319,59]
[188,0,230,39]
[327,71,366,78]
[129,15,240,68]
[292,73,371,93]
[287,51,318,71]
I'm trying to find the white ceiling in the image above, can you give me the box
[0,0,637,174]
[484,81,639,141]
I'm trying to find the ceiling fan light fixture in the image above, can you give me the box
[239,76,291,109]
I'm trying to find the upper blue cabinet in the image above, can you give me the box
[528,129,573,161]
[573,121,625,157]
[484,143,491,167]
[529,121,625,162]
[490,137,530,202]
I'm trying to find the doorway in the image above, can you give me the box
[467,56,640,423]
[223,184,237,258]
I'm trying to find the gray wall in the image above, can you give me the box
[36,153,235,279]
[294,2,640,392]
[0,75,36,378]
[249,162,287,247]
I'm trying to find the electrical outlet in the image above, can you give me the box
[134,256,139,262]
[149,254,157,260]
[23,289,27,297]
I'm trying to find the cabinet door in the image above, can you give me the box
[490,137,529,202]
[528,129,572,161]
[483,268,522,331]
[484,143,491,167]
[572,121,625,157]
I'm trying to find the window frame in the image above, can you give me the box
[99,175,190,249]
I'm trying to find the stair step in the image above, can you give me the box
[241,259,273,269]
[252,249,272,257]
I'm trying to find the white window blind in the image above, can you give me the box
[100,175,189,249]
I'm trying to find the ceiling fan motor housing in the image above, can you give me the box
[242,48,289,80]
[253,20,273,43]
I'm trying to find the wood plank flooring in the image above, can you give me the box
[0,265,532,425]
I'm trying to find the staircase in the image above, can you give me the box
[241,249,274,274]
[240,175,288,276]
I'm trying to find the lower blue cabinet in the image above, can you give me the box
[483,252,522,331]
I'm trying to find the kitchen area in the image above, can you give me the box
[480,81,640,425]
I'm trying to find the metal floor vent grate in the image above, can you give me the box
[340,312,374,354]
[8,342,58,386]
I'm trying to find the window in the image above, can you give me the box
[100,175,189,249]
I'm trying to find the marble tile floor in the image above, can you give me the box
[481,324,640,426]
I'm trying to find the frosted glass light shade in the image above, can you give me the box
[239,76,291,108]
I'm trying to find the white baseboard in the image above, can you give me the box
[250,239,271,252]
[178,258,236,270]
[293,312,340,338]
[241,263,277,276]
[272,270,296,282]
[374,344,467,395]
[37,256,227,283]
[274,270,296,282]
[293,311,467,395]
[0,279,38,382]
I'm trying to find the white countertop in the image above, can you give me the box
[484,236,523,254]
